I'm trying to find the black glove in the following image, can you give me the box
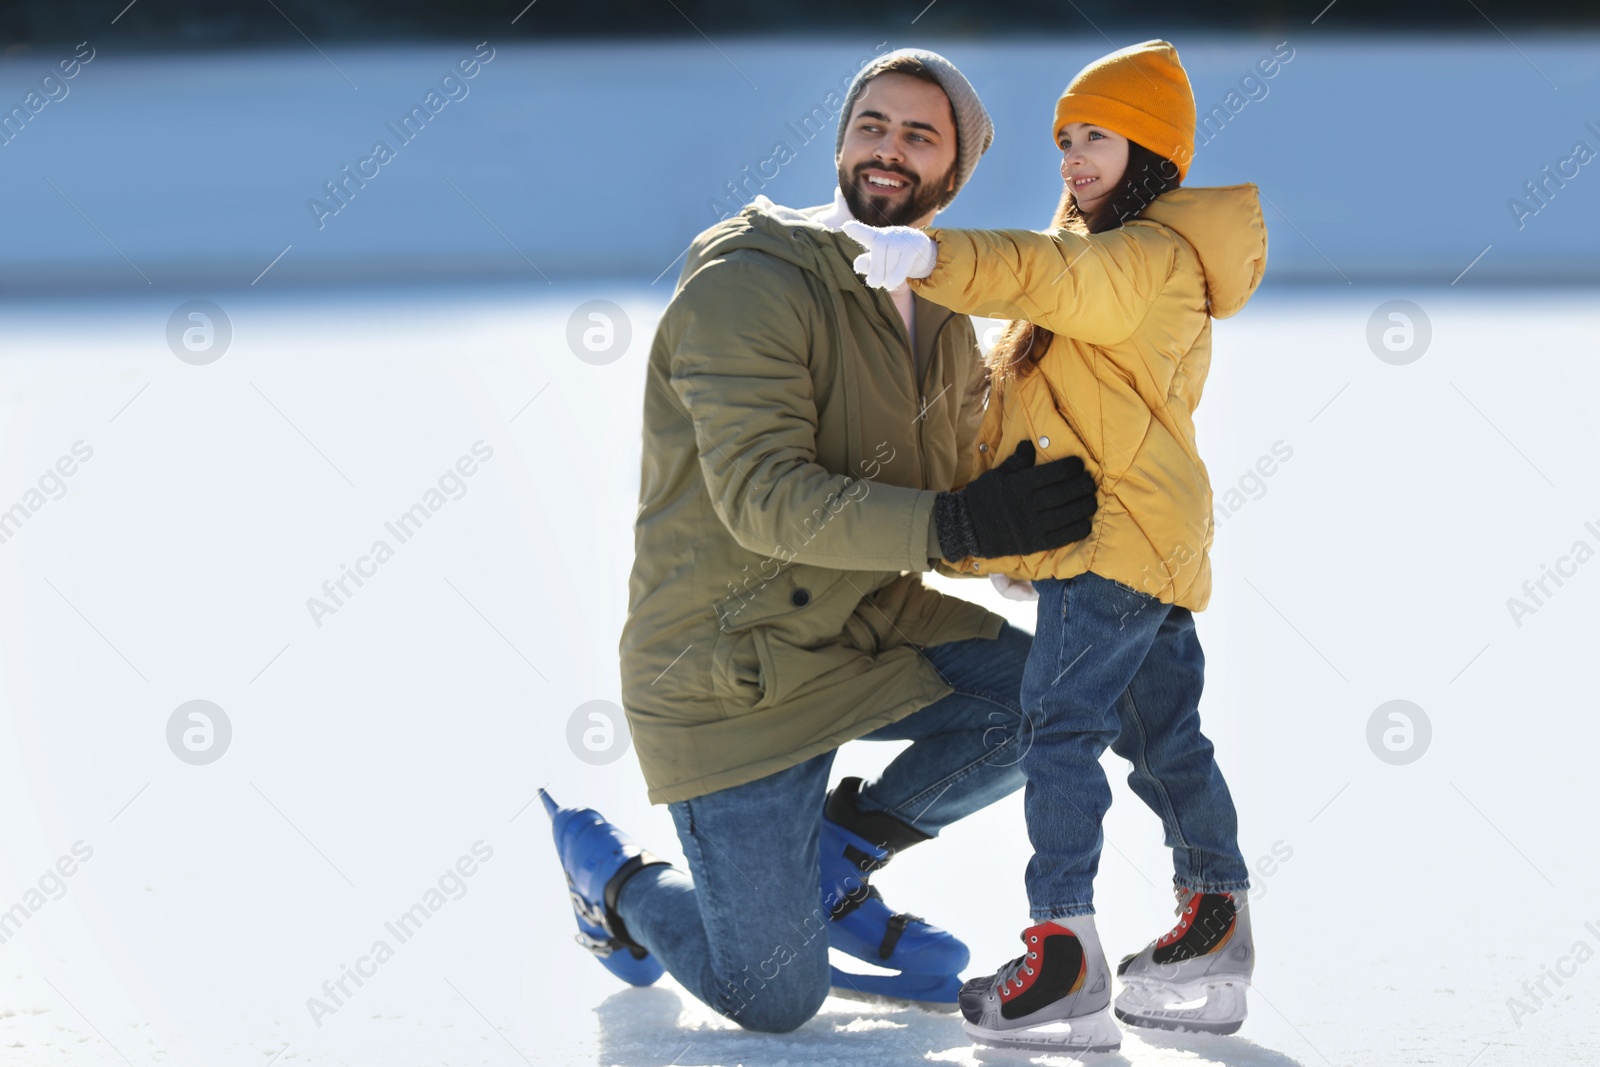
[933,440,1097,562]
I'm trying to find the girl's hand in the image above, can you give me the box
[841,221,937,290]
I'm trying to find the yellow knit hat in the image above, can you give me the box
[1052,40,1197,181]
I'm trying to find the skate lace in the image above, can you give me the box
[995,928,1046,993]
[997,953,1028,987]
[1156,887,1197,947]
[1156,887,1238,948]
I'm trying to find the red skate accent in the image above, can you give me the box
[999,921,1086,1001]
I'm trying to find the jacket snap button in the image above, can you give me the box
[791,588,811,607]
[977,442,988,453]
[1038,435,1050,448]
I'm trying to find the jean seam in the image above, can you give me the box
[1054,580,1071,684]
[1119,686,1192,853]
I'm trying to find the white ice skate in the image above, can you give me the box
[1114,889,1253,1035]
[959,915,1122,1053]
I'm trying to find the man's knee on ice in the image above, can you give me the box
[729,982,828,1034]
[719,963,829,1033]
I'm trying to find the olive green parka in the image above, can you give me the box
[620,198,1005,804]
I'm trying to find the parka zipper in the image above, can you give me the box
[904,310,957,491]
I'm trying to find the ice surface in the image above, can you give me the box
[1,281,1596,1064]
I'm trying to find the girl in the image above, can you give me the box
[846,40,1267,1051]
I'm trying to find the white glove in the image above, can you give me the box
[990,574,1039,602]
[841,220,937,290]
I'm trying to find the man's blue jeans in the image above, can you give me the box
[614,622,1032,1032]
[1021,573,1250,920]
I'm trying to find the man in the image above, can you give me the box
[540,49,1097,1033]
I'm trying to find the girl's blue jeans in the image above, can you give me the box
[1021,572,1250,920]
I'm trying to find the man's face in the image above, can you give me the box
[837,72,959,228]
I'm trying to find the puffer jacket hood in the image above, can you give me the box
[1137,184,1267,320]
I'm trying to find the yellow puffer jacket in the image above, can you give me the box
[913,184,1267,610]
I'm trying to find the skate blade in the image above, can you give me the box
[828,921,970,976]
[829,983,960,1014]
[829,967,961,1013]
[1115,978,1247,1034]
[962,1008,1122,1053]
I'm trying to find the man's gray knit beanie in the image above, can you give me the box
[835,49,994,211]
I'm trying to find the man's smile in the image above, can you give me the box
[860,168,913,193]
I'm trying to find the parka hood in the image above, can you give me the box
[678,196,867,296]
[1136,183,1267,320]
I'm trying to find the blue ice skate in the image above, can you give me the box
[821,778,970,1009]
[539,789,668,987]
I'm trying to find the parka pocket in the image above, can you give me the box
[709,622,873,716]
[706,560,899,716]
[709,626,768,709]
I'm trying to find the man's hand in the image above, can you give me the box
[933,440,1097,562]
[841,220,938,290]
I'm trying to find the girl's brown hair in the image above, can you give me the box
[986,140,1181,381]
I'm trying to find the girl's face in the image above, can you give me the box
[1057,122,1129,216]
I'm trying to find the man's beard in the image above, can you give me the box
[839,161,952,228]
